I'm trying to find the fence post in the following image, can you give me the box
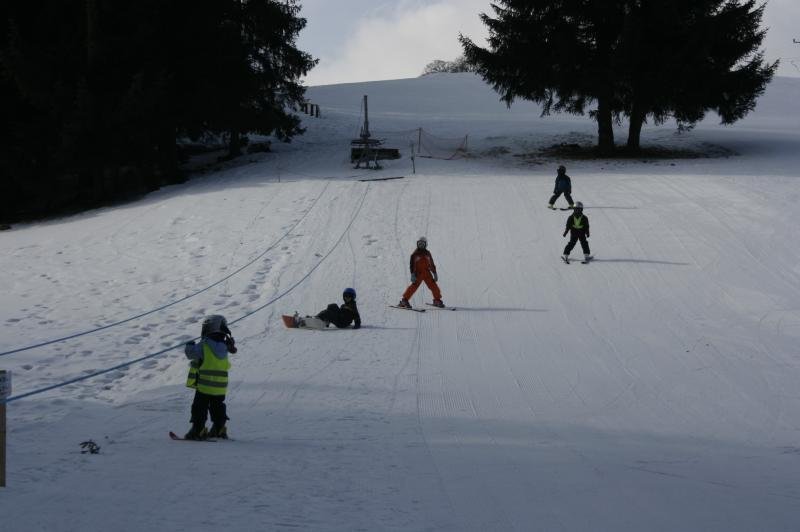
[0,370,10,487]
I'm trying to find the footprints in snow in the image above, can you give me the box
[363,234,381,259]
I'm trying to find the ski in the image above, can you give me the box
[561,256,570,264]
[169,431,217,442]
[426,303,456,311]
[389,305,425,312]
[559,207,574,211]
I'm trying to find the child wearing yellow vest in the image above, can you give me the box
[184,315,237,440]
[562,202,592,262]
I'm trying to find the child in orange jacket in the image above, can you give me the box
[398,236,444,309]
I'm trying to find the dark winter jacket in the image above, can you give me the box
[553,173,572,194]
[340,300,361,329]
[565,213,590,236]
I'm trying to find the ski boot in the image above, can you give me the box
[208,425,228,439]
[548,204,556,210]
[397,298,412,309]
[432,299,445,308]
[184,425,208,440]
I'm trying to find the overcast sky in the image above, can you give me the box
[297,0,800,86]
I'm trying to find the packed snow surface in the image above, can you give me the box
[2,73,800,531]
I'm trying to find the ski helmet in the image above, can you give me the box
[574,201,584,210]
[557,165,566,174]
[417,236,427,249]
[201,314,229,336]
[343,287,356,300]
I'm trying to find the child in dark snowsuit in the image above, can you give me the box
[316,287,361,329]
[398,236,444,308]
[548,165,574,209]
[562,202,591,262]
[184,315,237,440]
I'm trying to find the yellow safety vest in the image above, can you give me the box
[571,215,585,229]
[185,342,230,395]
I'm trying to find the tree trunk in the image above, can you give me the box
[596,95,615,155]
[626,103,645,151]
[228,129,242,158]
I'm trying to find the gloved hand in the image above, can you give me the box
[586,233,590,238]
[562,231,568,238]
[431,270,438,282]
[225,335,237,354]
[410,273,417,283]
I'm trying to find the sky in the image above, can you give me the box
[298,0,800,86]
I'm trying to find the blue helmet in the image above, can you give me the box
[343,287,356,300]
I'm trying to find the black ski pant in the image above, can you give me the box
[549,191,573,206]
[564,232,590,255]
[190,390,228,429]
[317,303,351,328]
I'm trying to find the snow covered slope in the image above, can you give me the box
[1,73,800,531]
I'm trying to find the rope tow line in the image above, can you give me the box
[0,180,332,358]
[3,183,370,404]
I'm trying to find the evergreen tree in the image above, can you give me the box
[460,0,627,154]
[0,0,316,222]
[191,0,317,158]
[620,0,777,149]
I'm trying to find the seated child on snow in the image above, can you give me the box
[315,287,361,329]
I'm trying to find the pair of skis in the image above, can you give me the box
[169,431,232,442]
[561,256,593,265]
[389,302,456,312]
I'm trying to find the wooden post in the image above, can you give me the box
[410,142,416,174]
[0,370,10,487]
[0,399,5,487]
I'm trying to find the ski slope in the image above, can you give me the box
[1,73,800,531]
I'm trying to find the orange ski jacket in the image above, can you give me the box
[409,249,437,275]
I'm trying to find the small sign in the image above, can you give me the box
[0,370,10,398]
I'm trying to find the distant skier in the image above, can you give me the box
[562,201,592,263]
[315,287,361,329]
[548,165,574,210]
[398,236,444,308]
[183,315,237,440]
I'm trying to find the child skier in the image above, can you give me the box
[184,314,237,440]
[562,201,592,263]
[398,236,444,309]
[314,287,361,329]
[548,165,574,209]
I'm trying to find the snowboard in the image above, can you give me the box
[389,305,425,312]
[426,302,456,311]
[282,314,329,330]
